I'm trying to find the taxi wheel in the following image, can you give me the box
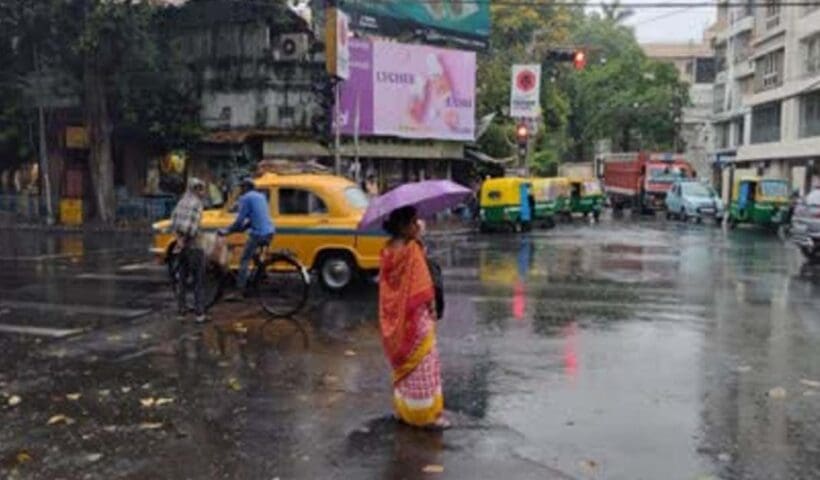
[318,252,356,293]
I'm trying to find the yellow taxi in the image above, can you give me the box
[151,172,386,291]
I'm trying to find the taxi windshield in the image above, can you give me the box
[760,180,789,198]
[649,167,687,183]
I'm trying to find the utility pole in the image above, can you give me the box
[34,46,54,225]
[334,81,342,175]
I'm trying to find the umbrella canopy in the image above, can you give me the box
[358,180,472,231]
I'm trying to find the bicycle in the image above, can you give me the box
[168,241,310,318]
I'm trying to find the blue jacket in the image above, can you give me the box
[226,190,275,237]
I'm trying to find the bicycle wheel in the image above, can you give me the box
[255,253,310,318]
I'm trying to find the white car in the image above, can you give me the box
[665,180,724,224]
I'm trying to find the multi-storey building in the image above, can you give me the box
[642,39,716,180]
[711,0,820,199]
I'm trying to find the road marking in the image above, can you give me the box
[119,262,159,272]
[0,324,84,338]
[75,273,165,283]
[0,300,151,319]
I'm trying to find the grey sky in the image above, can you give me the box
[626,4,716,43]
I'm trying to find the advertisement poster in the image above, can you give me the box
[344,0,490,50]
[339,39,476,142]
[510,64,542,119]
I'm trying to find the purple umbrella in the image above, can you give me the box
[358,180,472,231]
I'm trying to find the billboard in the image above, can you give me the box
[510,65,542,119]
[344,0,490,50]
[339,39,476,142]
[325,7,351,79]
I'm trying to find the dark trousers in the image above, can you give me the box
[238,234,273,290]
[177,246,205,316]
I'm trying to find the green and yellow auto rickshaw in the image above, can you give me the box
[728,177,791,229]
[530,177,559,229]
[543,177,572,221]
[479,177,533,233]
[568,177,604,221]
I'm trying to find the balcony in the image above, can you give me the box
[734,59,755,79]
[729,14,754,36]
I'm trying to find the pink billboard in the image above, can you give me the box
[339,39,476,142]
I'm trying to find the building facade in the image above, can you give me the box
[642,40,717,180]
[710,0,820,199]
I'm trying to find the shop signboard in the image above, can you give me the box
[344,0,490,51]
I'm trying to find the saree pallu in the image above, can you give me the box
[379,241,443,426]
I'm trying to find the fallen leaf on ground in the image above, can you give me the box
[47,414,75,426]
[139,333,152,340]
[140,397,156,408]
[141,383,151,390]
[85,453,103,463]
[8,395,21,407]
[66,393,81,401]
[717,452,731,462]
[768,387,787,399]
[0,308,10,316]
[227,377,242,391]
[800,379,820,388]
[16,451,32,465]
[422,464,444,474]
[344,350,357,357]
[139,422,163,430]
[233,323,248,334]
[803,390,818,397]
[102,425,118,433]
[735,365,752,373]
[107,335,122,342]
[121,387,132,394]
[98,389,110,397]
[155,397,174,406]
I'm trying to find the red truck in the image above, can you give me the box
[595,152,696,213]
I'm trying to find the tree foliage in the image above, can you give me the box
[476,3,690,166]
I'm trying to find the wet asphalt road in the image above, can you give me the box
[1,216,819,480]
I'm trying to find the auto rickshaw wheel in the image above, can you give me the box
[593,211,600,223]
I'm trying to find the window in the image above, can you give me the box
[733,33,751,64]
[344,187,369,209]
[682,183,712,197]
[278,188,328,215]
[799,90,820,138]
[760,180,789,197]
[755,49,784,91]
[713,84,726,113]
[715,121,731,148]
[735,117,745,146]
[765,0,780,29]
[698,57,717,83]
[804,34,820,76]
[751,101,781,143]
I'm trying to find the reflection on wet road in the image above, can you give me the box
[0,219,819,479]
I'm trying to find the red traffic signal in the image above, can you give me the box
[573,50,587,70]
[516,124,529,142]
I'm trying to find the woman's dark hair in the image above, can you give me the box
[383,206,417,237]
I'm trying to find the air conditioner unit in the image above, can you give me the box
[274,33,309,61]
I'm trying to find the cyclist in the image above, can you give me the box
[218,177,275,296]
[170,177,208,323]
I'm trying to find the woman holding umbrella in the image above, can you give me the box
[360,180,471,429]
[379,206,449,429]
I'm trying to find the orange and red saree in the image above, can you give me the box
[379,240,443,426]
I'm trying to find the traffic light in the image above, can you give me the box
[311,75,336,147]
[573,50,587,70]
[546,49,588,70]
[516,123,529,159]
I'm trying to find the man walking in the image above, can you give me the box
[171,177,208,323]
[219,177,275,295]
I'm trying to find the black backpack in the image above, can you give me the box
[426,257,445,320]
